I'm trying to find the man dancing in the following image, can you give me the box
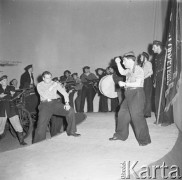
[33,71,81,143]
[109,53,151,146]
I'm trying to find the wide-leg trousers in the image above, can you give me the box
[33,100,77,143]
[113,88,151,145]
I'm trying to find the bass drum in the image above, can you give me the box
[99,75,118,98]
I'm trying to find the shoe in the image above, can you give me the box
[68,133,81,137]
[20,141,27,145]
[109,136,120,141]
[144,115,151,118]
[139,143,149,146]
[17,132,27,146]
[154,121,162,125]
[161,123,171,126]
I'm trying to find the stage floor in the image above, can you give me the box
[0,112,179,180]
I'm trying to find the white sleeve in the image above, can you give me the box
[57,84,69,103]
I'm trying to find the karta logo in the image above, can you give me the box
[120,161,182,179]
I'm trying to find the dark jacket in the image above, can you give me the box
[0,85,18,118]
[19,71,34,89]
[112,72,125,92]
[154,49,166,83]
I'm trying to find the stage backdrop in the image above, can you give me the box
[0,0,168,83]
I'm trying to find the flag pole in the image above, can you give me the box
[156,49,167,125]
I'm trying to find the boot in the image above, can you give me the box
[17,132,27,145]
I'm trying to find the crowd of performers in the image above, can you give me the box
[0,40,174,146]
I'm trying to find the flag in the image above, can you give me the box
[165,0,181,111]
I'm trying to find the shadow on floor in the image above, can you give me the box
[133,129,182,180]
[0,112,87,153]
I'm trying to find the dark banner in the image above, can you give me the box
[165,0,181,111]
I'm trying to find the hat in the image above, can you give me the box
[83,66,90,70]
[123,51,136,61]
[0,75,8,81]
[72,73,78,77]
[52,77,59,82]
[95,68,106,76]
[10,79,18,85]
[142,52,149,60]
[95,68,105,73]
[24,64,33,71]
[64,70,71,75]
[96,68,105,71]
[83,66,90,72]
[123,51,135,57]
[153,40,163,46]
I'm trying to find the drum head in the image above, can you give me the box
[99,75,117,98]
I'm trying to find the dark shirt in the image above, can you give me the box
[154,49,165,82]
[60,76,74,83]
[0,85,18,118]
[0,85,15,101]
[80,73,98,88]
[112,72,125,92]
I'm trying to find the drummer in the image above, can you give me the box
[110,65,125,105]
[107,66,119,112]
[109,52,151,146]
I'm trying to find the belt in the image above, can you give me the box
[125,87,142,91]
[41,99,58,103]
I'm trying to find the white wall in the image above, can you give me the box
[0,0,168,85]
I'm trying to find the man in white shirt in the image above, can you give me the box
[33,71,80,143]
[109,53,151,146]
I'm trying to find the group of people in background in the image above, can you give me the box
[0,40,174,146]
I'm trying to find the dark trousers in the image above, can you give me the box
[99,94,108,112]
[154,73,174,124]
[144,77,152,117]
[33,100,77,143]
[75,90,82,112]
[69,90,82,112]
[114,88,151,145]
[80,86,96,112]
[50,115,65,137]
[117,89,125,105]
[155,73,165,123]
[69,90,75,109]
[111,98,119,112]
